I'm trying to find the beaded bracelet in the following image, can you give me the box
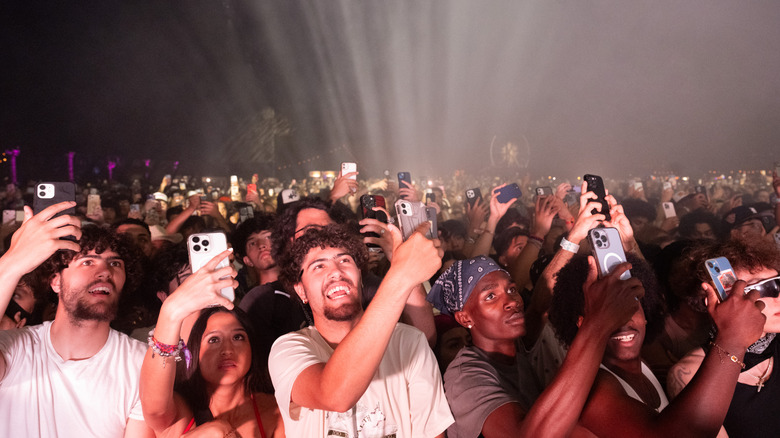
[710,341,746,369]
[148,329,188,368]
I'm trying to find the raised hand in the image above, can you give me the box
[5,203,81,277]
[581,258,645,336]
[704,281,765,351]
[387,222,443,289]
[330,171,359,201]
[162,249,237,322]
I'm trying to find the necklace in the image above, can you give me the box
[746,357,773,392]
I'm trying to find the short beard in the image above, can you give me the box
[60,282,119,324]
[323,300,361,322]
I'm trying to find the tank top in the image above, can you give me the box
[599,362,669,412]
[182,392,267,438]
[723,346,780,438]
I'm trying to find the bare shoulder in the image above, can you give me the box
[579,369,661,437]
[667,347,705,399]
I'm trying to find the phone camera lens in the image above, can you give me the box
[714,266,720,273]
[202,240,209,247]
[193,245,201,252]
[707,262,713,268]
[192,236,200,243]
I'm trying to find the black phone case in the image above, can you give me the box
[584,174,611,221]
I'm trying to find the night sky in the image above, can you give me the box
[2,1,779,183]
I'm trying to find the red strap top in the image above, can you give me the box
[181,393,266,438]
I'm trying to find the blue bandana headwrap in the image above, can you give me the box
[427,256,507,316]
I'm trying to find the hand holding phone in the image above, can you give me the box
[187,233,235,302]
[34,182,77,241]
[583,174,611,221]
[395,200,435,240]
[495,183,522,204]
[465,188,483,208]
[588,227,630,280]
[705,257,737,302]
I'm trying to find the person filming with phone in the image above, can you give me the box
[0,202,155,437]
[668,238,780,437]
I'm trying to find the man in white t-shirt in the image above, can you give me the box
[0,202,154,437]
[269,224,454,437]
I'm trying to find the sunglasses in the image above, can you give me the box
[744,276,780,298]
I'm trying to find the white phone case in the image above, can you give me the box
[187,232,235,302]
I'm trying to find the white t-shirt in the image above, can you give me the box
[269,323,454,438]
[0,321,147,437]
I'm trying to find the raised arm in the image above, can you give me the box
[166,195,199,235]
[580,281,765,438]
[139,250,236,434]
[482,261,644,437]
[289,224,442,412]
[508,194,559,291]
[469,184,516,258]
[0,203,81,379]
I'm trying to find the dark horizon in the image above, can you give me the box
[2,1,779,184]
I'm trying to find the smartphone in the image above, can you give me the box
[34,182,76,216]
[535,186,553,198]
[238,205,254,224]
[425,206,438,239]
[2,210,15,225]
[398,172,412,198]
[34,182,76,241]
[425,190,436,204]
[187,232,235,302]
[705,257,737,302]
[395,200,434,241]
[465,188,483,208]
[662,202,676,218]
[663,181,672,191]
[495,183,522,204]
[341,162,357,180]
[15,211,24,223]
[360,195,388,249]
[87,194,101,216]
[588,227,630,280]
[694,185,708,198]
[583,174,611,221]
[564,189,580,207]
[179,182,187,191]
[281,188,301,205]
[633,181,643,192]
[130,204,141,214]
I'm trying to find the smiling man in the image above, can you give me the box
[0,202,153,437]
[269,224,453,437]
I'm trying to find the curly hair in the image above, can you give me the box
[278,224,368,289]
[687,238,780,295]
[40,224,144,295]
[177,307,273,425]
[271,196,332,263]
[549,253,666,347]
[231,212,276,261]
[678,210,720,240]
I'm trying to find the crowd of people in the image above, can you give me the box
[0,164,779,437]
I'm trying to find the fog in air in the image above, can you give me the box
[1,0,779,181]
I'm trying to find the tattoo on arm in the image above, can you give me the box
[668,363,694,400]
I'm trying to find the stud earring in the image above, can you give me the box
[467,324,473,329]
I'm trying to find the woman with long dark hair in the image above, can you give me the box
[140,249,284,437]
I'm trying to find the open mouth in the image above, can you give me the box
[88,286,111,296]
[611,330,638,343]
[326,285,351,299]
